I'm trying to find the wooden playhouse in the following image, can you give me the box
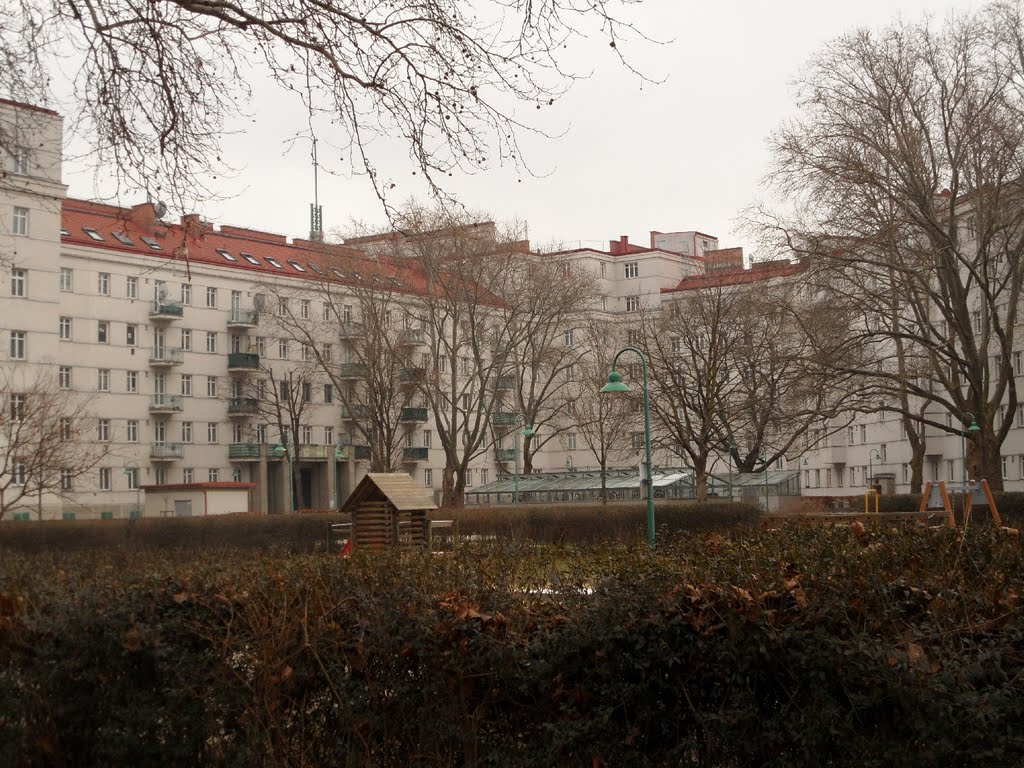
[340,472,438,549]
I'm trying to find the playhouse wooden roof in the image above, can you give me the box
[341,472,438,513]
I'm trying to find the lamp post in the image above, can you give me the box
[961,412,981,483]
[272,443,295,513]
[727,442,736,501]
[330,443,346,508]
[759,450,769,512]
[513,418,534,509]
[868,449,881,490]
[601,347,655,548]
[123,461,140,518]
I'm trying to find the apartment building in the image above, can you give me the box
[0,98,717,520]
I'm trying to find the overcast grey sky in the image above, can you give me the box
[62,0,981,255]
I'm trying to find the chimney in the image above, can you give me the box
[609,235,630,255]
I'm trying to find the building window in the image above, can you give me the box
[625,296,640,313]
[123,324,137,347]
[324,426,334,446]
[60,469,73,491]
[126,420,139,442]
[278,298,288,316]
[256,336,266,356]
[58,316,71,340]
[181,329,192,351]
[207,423,218,443]
[423,468,433,487]
[126,370,138,393]
[59,366,71,389]
[256,424,268,443]
[231,467,242,482]
[97,321,109,344]
[624,261,639,279]
[97,272,110,296]
[99,467,111,491]
[301,425,313,444]
[10,268,26,297]
[126,466,140,490]
[1003,456,1009,480]
[154,466,167,484]
[301,299,311,319]
[60,416,73,440]
[278,338,288,359]
[181,374,192,397]
[183,467,194,484]
[9,330,25,359]
[181,283,192,305]
[59,267,72,292]
[97,369,110,392]
[98,418,110,442]
[567,432,577,450]
[12,146,29,175]
[302,382,312,402]
[880,444,887,462]
[206,376,217,398]
[279,381,289,401]
[324,384,334,404]
[322,302,331,321]
[9,393,26,421]
[208,468,220,482]
[12,206,28,236]
[126,276,138,299]
[564,328,574,347]
[206,286,217,308]
[422,429,432,449]
[205,331,217,353]
[182,422,193,443]
[301,344,311,362]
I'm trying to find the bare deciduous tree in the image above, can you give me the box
[2,0,651,211]
[757,4,1024,490]
[0,368,108,520]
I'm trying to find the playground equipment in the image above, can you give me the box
[864,488,880,515]
[919,480,1002,528]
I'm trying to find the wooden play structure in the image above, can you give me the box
[919,480,1002,527]
[340,472,438,549]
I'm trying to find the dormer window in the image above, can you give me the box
[82,227,105,241]
[140,236,162,250]
[265,257,284,269]
[112,231,134,246]
[287,260,306,272]
[308,262,325,274]
[330,268,345,279]
[60,227,69,237]
[240,252,260,265]
[216,248,237,262]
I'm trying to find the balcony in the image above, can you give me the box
[398,328,427,345]
[227,397,259,417]
[149,394,184,413]
[150,300,184,320]
[227,308,259,329]
[297,445,347,461]
[339,322,364,339]
[822,444,848,465]
[339,363,368,379]
[150,442,184,460]
[354,445,371,461]
[492,411,519,426]
[400,407,429,422]
[496,448,516,462]
[149,347,184,367]
[341,404,370,420]
[227,352,260,372]
[399,367,426,386]
[495,375,517,391]
[228,443,261,460]
[403,446,429,462]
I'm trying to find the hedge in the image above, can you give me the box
[2,524,1023,766]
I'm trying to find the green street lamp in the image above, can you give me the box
[601,347,655,548]
[514,419,534,509]
[329,442,346,508]
[868,449,881,490]
[123,461,140,519]
[961,412,981,483]
[759,450,769,512]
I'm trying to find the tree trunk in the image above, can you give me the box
[600,459,608,505]
[694,456,709,502]
[973,427,1004,491]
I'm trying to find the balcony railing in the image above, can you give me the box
[398,328,427,345]
[149,347,184,366]
[149,394,184,412]
[341,404,370,420]
[227,397,259,415]
[339,363,368,379]
[400,407,429,422]
[403,446,429,462]
[150,442,184,459]
[399,367,426,385]
[150,299,184,319]
[228,443,261,460]
[227,352,260,371]
[339,322,364,339]
[492,411,518,426]
[227,308,259,328]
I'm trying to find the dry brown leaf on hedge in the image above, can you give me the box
[1001,527,1020,537]
[851,521,866,538]
[172,591,190,603]
[122,625,142,652]
[731,586,754,602]
[793,588,807,609]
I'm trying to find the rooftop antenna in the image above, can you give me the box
[309,136,323,242]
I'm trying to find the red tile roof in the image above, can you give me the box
[0,97,60,116]
[664,259,808,293]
